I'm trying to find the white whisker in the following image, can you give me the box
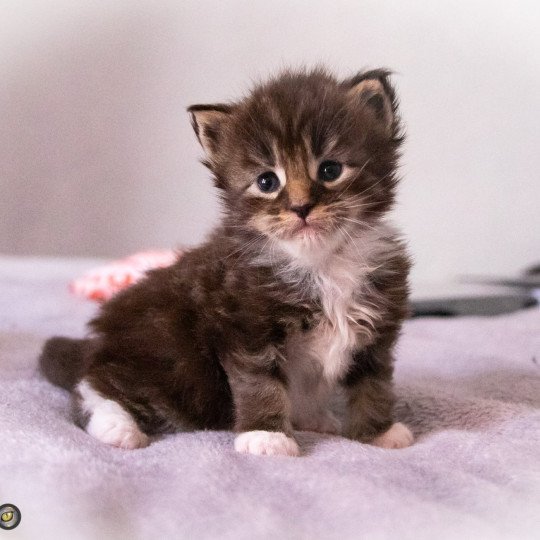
[341,217,379,232]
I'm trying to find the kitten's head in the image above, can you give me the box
[188,67,403,258]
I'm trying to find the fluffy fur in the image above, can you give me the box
[40,67,412,455]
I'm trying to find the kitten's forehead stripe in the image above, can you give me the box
[251,136,276,167]
[247,89,358,180]
[244,72,348,163]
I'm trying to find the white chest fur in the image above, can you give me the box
[277,223,396,431]
[295,252,380,382]
[283,245,383,431]
[283,225,390,380]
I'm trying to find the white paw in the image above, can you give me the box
[78,380,149,449]
[370,422,414,449]
[88,414,149,449]
[234,431,300,457]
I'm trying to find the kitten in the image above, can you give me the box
[40,67,413,456]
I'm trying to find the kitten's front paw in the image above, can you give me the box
[370,422,413,449]
[234,431,300,457]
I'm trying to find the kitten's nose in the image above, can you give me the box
[290,204,314,220]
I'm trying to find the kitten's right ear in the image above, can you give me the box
[187,104,233,159]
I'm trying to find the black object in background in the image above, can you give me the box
[410,283,537,318]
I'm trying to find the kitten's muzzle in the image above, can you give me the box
[290,204,314,221]
[288,215,326,239]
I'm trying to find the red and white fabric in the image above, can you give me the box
[70,250,179,301]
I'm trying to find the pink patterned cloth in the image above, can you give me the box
[69,250,179,301]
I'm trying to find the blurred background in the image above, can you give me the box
[1,0,539,288]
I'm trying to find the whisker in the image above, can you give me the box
[338,225,365,262]
[355,171,393,199]
[341,217,378,232]
[221,234,265,261]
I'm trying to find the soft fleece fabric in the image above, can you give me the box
[0,256,539,540]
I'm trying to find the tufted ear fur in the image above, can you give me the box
[344,69,397,136]
[187,103,233,159]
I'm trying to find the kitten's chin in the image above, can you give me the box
[293,224,323,242]
[280,224,327,250]
[276,227,342,265]
[286,220,329,241]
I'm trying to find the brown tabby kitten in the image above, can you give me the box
[40,67,413,456]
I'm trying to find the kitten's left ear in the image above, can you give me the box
[187,103,233,159]
[344,69,397,136]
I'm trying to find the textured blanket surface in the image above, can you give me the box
[0,256,539,540]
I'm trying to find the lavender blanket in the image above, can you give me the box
[1,256,539,540]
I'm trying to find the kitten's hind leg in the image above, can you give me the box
[74,379,149,449]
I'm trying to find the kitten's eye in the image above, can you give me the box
[318,161,343,182]
[257,172,280,193]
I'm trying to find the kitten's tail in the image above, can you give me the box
[39,337,92,390]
